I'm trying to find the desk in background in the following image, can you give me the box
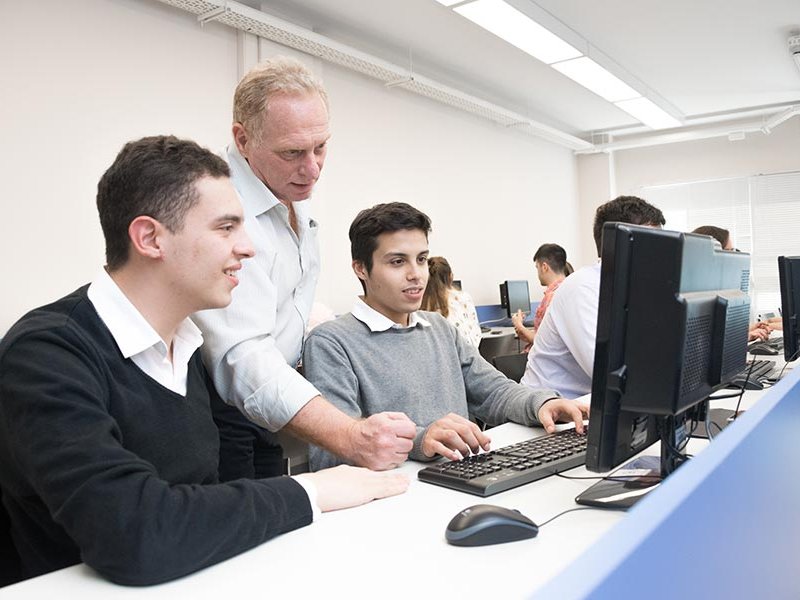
[478,326,519,363]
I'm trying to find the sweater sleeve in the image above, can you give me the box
[0,330,312,586]
[302,329,363,470]
[452,325,561,426]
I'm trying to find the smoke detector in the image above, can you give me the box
[790,34,800,72]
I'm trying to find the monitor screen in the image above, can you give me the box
[778,255,800,363]
[586,223,751,476]
[499,280,531,318]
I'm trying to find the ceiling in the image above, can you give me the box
[234,0,800,149]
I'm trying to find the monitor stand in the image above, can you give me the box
[575,455,662,509]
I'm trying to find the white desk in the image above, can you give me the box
[2,383,775,599]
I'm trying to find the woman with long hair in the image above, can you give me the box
[421,256,482,347]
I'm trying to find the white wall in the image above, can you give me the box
[576,119,800,265]
[1,0,582,333]
[1,0,238,333]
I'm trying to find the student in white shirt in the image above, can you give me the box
[521,196,665,398]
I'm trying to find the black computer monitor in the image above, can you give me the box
[778,256,800,363]
[586,223,751,478]
[499,280,530,318]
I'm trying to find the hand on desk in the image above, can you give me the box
[422,413,491,461]
[748,322,770,342]
[512,310,535,348]
[538,399,590,434]
[298,465,410,512]
[347,412,417,471]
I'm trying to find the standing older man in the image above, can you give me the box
[194,57,416,476]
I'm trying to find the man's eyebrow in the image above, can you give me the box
[213,214,243,224]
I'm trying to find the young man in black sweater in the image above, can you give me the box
[0,136,408,587]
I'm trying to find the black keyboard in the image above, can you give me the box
[727,359,776,389]
[417,428,588,497]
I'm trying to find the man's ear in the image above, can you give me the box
[232,122,250,157]
[352,260,368,282]
[128,216,165,260]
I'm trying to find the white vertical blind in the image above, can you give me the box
[636,171,800,316]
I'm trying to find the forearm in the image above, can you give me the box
[285,396,358,461]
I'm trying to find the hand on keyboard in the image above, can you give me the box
[538,398,590,434]
[422,413,492,461]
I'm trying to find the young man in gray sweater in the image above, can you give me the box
[303,202,589,471]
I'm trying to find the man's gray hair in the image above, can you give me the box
[233,55,329,144]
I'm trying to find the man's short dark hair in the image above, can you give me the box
[96,135,230,271]
[533,243,568,274]
[349,202,432,273]
[593,195,665,256]
[691,225,730,248]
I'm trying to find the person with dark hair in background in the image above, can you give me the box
[521,196,666,399]
[692,225,734,250]
[0,136,408,587]
[512,243,573,352]
[691,225,773,340]
[303,202,588,471]
[421,256,482,347]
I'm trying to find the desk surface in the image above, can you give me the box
[3,384,774,599]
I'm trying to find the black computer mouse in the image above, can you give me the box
[445,504,539,547]
[749,343,779,356]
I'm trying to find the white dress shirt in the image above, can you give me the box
[351,296,431,332]
[87,269,202,396]
[193,144,321,432]
[521,262,602,399]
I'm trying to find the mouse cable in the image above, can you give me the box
[777,349,800,381]
[537,506,599,528]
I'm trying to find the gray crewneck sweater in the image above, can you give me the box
[303,311,560,470]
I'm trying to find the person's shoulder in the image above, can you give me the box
[560,263,600,290]
[0,286,95,358]
[306,313,363,342]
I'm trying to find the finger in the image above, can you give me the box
[443,416,487,453]
[565,404,585,434]
[476,429,492,451]
[373,473,410,499]
[428,439,461,461]
[384,416,417,438]
[538,405,556,433]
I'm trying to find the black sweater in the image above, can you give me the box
[0,286,311,585]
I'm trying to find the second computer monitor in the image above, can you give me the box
[586,223,751,476]
[499,280,531,318]
[778,255,800,363]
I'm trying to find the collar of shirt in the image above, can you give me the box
[351,296,431,332]
[87,269,203,392]
[225,143,318,237]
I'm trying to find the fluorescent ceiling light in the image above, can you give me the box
[455,0,581,65]
[615,97,682,130]
[434,0,462,6]
[551,57,639,103]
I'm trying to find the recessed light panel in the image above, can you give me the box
[455,0,581,65]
